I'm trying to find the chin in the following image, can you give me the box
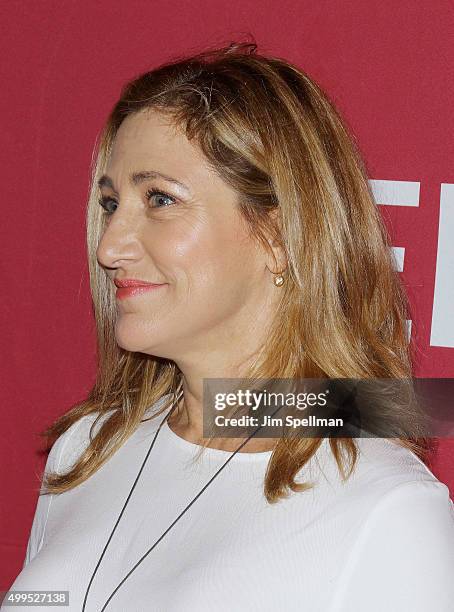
[114,317,178,360]
[114,317,157,354]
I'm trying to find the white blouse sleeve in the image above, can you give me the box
[22,421,82,567]
[330,480,454,612]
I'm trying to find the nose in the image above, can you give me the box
[96,209,145,272]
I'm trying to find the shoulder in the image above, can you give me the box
[45,394,172,478]
[313,435,448,498]
[321,439,454,611]
[23,399,169,566]
[307,437,454,550]
[23,411,110,566]
[355,437,454,545]
[328,479,454,611]
[43,411,112,480]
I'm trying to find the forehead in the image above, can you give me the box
[106,109,210,184]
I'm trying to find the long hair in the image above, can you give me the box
[40,41,429,503]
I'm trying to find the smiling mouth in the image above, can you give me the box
[115,284,168,300]
[114,277,166,287]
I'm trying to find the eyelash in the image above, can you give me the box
[98,188,176,215]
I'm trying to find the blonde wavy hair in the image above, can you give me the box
[41,41,429,503]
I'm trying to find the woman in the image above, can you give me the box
[8,42,454,611]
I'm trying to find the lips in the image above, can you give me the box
[114,278,164,288]
[113,278,167,300]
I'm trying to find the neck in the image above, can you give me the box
[166,362,276,454]
[163,295,281,453]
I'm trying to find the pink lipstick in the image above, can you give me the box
[114,278,167,300]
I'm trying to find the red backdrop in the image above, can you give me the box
[1,0,453,588]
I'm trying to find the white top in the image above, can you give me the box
[7,394,454,612]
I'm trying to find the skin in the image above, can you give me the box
[96,109,286,452]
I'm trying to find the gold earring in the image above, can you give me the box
[273,274,285,287]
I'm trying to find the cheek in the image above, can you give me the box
[143,215,260,299]
[180,237,258,305]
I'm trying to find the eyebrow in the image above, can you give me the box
[97,171,190,194]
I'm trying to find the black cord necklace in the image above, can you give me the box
[81,393,275,611]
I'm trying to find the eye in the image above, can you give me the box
[97,189,176,216]
[98,195,118,215]
[145,188,176,208]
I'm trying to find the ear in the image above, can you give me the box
[265,238,287,274]
[264,210,287,274]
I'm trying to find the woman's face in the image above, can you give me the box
[96,109,282,362]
